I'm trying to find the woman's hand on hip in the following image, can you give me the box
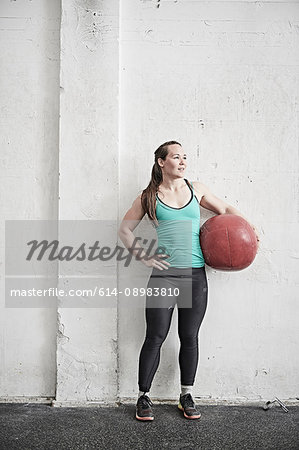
[141,253,171,270]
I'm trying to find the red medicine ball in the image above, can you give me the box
[199,214,258,271]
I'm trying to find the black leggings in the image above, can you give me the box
[138,266,208,393]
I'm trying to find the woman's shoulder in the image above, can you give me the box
[189,180,209,201]
[189,180,207,190]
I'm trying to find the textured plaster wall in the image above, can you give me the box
[118,0,299,402]
[55,0,119,404]
[0,0,298,404]
[0,0,60,399]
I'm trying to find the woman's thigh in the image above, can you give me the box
[177,267,208,336]
[143,270,178,339]
[145,270,179,309]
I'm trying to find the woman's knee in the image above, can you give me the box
[144,333,168,348]
[179,334,198,348]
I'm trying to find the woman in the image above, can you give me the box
[118,140,260,421]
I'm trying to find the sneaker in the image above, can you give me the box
[178,393,201,419]
[136,394,154,421]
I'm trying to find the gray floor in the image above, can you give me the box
[0,403,298,450]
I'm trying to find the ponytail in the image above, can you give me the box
[141,140,187,226]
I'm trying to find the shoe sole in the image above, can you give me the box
[178,403,201,419]
[136,414,154,421]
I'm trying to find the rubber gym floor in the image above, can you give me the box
[0,401,298,449]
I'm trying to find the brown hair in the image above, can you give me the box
[141,140,192,226]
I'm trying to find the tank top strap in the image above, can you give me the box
[186,179,194,190]
[187,179,200,205]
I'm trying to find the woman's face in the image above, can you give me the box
[158,144,187,178]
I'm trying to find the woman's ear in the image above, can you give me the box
[157,157,164,168]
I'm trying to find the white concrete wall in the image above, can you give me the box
[1,0,298,404]
[118,0,299,402]
[55,0,119,404]
[0,0,60,399]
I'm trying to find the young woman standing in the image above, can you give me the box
[118,141,260,421]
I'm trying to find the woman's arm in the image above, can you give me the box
[192,181,260,247]
[118,195,170,269]
[118,194,147,260]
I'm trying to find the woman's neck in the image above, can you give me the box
[159,177,186,192]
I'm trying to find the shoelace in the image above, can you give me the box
[181,393,196,408]
[139,395,153,407]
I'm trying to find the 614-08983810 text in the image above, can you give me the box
[9,286,180,298]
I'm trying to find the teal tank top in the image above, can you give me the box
[155,179,205,268]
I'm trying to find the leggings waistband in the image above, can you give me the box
[151,265,206,278]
